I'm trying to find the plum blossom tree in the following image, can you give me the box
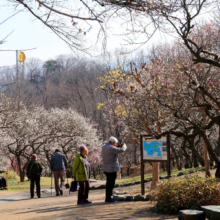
[89,149,103,179]
[0,93,102,181]
[97,24,220,178]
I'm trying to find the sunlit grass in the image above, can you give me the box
[9,177,52,191]
[115,166,205,185]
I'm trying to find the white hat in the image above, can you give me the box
[109,136,118,143]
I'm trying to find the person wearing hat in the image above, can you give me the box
[26,154,43,198]
[102,136,127,203]
[50,149,68,196]
[72,144,92,205]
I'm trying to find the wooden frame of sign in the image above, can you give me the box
[140,134,171,195]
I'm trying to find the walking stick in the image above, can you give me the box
[66,169,70,189]
[51,172,53,195]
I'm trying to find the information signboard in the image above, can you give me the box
[140,134,171,195]
[142,136,167,161]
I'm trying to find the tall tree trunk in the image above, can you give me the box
[192,151,199,168]
[127,167,130,176]
[150,125,161,189]
[181,139,190,169]
[161,162,166,171]
[204,140,211,177]
[177,157,183,170]
[134,146,137,164]
[183,150,190,169]
[214,126,220,156]
[151,162,159,189]
[200,131,220,178]
[170,144,182,170]
[17,156,24,182]
[92,168,96,179]
[172,158,175,168]
[187,137,205,167]
[189,153,193,168]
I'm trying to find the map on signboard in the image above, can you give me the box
[143,137,167,161]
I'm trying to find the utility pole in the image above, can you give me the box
[16,50,19,82]
[0,48,36,75]
[0,48,36,109]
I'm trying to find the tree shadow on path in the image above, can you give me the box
[15,201,178,220]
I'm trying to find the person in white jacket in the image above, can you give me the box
[102,136,127,203]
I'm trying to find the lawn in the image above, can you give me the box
[8,177,52,191]
[115,166,204,185]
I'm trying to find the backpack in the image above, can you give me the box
[69,180,79,194]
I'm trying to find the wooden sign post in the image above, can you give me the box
[140,134,171,195]
[5,171,8,190]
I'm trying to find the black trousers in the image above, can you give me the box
[0,177,6,189]
[30,174,41,198]
[104,172,117,202]
[78,181,90,203]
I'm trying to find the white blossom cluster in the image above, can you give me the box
[0,93,102,178]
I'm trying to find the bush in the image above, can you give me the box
[8,179,18,186]
[151,175,220,214]
[1,169,19,186]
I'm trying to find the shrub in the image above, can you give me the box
[151,175,220,214]
[1,169,19,186]
[8,179,18,186]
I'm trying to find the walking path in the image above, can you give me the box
[1,170,214,220]
[0,180,177,220]
[0,179,105,204]
[0,187,177,220]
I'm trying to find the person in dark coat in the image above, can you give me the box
[0,170,7,190]
[26,154,43,198]
[50,149,68,196]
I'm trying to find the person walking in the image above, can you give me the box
[26,154,43,198]
[102,136,127,203]
[50,149,68,196]
[72,145,92,205]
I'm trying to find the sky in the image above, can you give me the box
[3,0,211,68]
[0,0,214,68]
[1,0,175,68]
[0,1,83,67]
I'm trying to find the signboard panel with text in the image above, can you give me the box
[142,136,167,161]
[140,134,171,195]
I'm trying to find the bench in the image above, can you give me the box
[201,205,220,220]
[178,210,206,220]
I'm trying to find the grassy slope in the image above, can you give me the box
[9,177,51,191]
[115,166,204,185]
[7,166,205,191]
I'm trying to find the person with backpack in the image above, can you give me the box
[26,154,43,198]
[72,145,92,205]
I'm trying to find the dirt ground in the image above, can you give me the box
[0,188,177,220]
[0,169,217,220]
